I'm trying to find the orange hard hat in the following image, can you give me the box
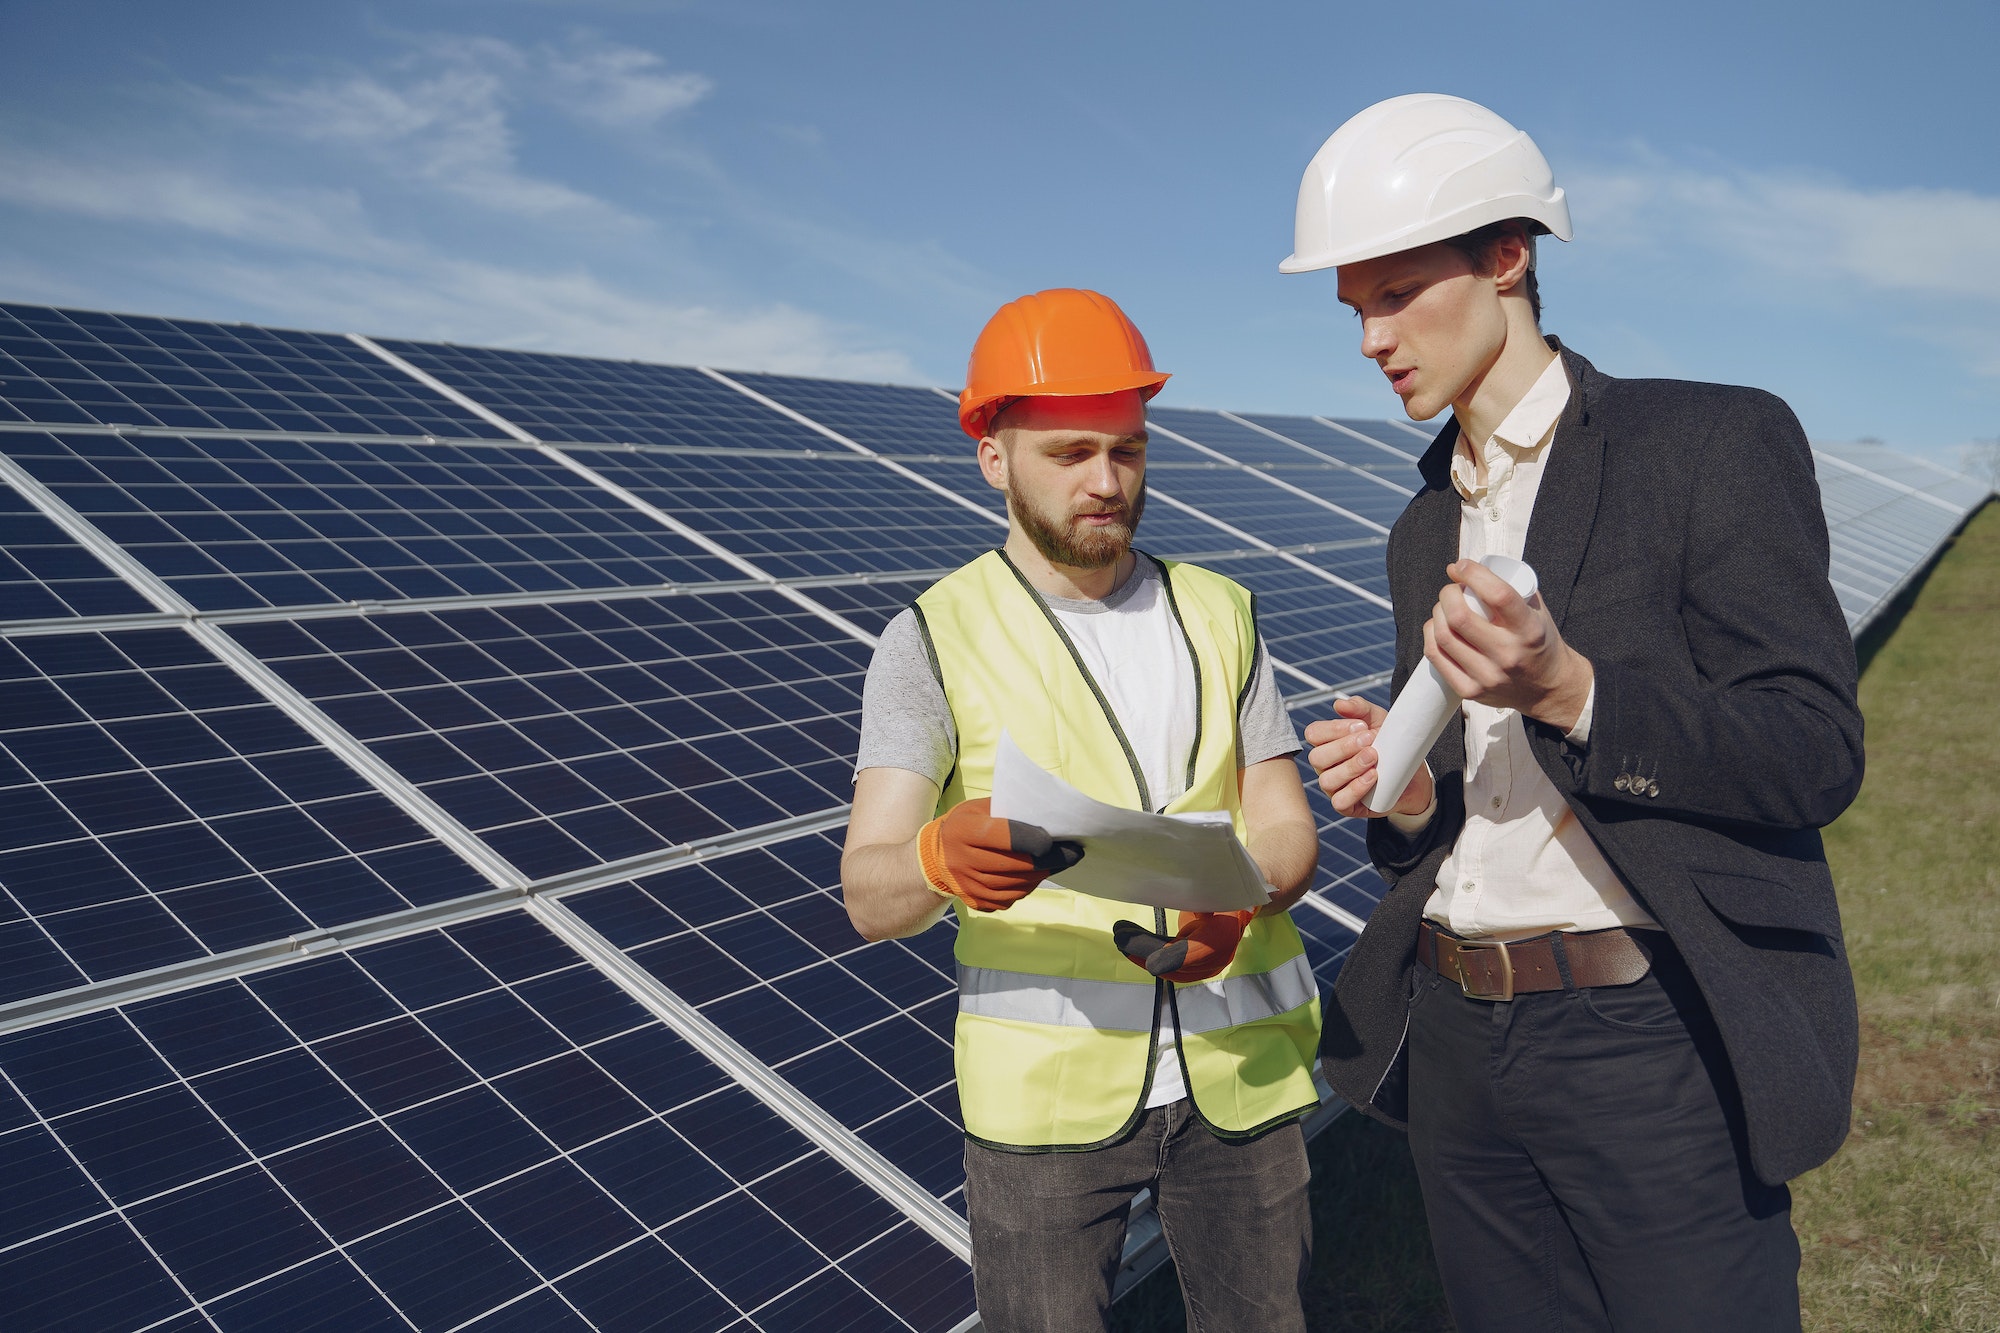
[957,288,1170,439]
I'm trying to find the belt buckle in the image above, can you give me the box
[1453,938,1515,1002]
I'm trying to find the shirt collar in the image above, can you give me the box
[1450,356,1572,498]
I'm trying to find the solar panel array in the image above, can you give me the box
[0,301,1986,1332]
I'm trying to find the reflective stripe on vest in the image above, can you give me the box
[959,953,1317,1035]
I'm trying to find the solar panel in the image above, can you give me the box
[560,449,1003,581]
[374,342,836,452]
[0,300,1983,1332]
[0,626,489,1002]
[0,912,971,1331]
[1201,554,1397,691]
[565,831,967,1212]
[1233,412,1426,478]
[1148,407,1415,528]
[0,431,743,611]
[226,593,867,880]
[0,305,494,438]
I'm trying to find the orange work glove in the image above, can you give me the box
[918,797,1084,912]
[1112,910,1258,984]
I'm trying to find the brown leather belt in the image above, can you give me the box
[1418,921,1661,1001]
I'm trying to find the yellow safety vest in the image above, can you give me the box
[913,549,1321,1149]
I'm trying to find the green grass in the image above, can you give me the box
[1113,501,1999,1332]
[1795,500,2000,1331]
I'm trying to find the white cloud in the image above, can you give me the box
[0,149,915,380]
[210,33,713,224]
[174,251,917,379]
[0,148,398,262]
[544,42,713,128]
[1572,157,2000,306]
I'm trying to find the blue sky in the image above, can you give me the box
[1,0,1995,466]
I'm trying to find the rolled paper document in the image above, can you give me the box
[1362,555,1540,814]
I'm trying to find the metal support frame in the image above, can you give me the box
[1283,669,1394,713]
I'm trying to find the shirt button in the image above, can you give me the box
[1490,796,1503,810]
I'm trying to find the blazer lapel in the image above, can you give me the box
[1402,419,1462,625]
[1522,343,1607,628]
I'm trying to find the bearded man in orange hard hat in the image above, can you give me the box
[841,289,1324,1331]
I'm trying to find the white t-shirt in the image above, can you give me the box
[1044,562,1198,1108]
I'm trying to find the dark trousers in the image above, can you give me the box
[1406,937,1801,1332]
[962,1100,1311,1333]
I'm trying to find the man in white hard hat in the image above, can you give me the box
[1289,94,1863,1331]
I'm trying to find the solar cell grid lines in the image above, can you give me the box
[0,431,745,612]
[562,447,1005,581]
[0,305,493,438]
[227,591,869,880]
[375,340,842,452]
[566,831,969,1213]
[0,912,973,1332]
[729,374,970,457]
[1147,408,1413,528]
[0,625,493,1006]
[0,481,157,621]
[1205,555,1397,689]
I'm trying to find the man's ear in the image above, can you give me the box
[1491,228,1533,295]
[976,434,1008,491]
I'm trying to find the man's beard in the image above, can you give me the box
[1006,482,1146,570]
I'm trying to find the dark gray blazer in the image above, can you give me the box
[1321,341,1865,1186]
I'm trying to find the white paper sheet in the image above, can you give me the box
[988,731,1270,913]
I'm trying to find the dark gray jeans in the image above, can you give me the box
[962,1101,1311,1333]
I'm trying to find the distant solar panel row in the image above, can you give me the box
[0,301,1984,1333]
[0,305,495,439]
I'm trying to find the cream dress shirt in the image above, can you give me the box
[1400,356,1660,940]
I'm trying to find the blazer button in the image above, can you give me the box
[1614,774,1631,792]
[1647,780,1661,798]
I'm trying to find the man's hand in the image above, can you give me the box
[1305,696,1435,819]
[1113,910,1257,984]
[918,797,1083,912]
[1428,560,1593,731]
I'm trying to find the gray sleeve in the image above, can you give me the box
[855,609,958,786]
[1236,636,1301,768]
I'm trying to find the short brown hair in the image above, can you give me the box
[1444,219,1543,324]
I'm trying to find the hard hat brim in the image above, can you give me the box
[959,371,1170,438]
[1279,194,1573,274]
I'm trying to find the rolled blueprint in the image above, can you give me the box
[1362,554,1540,814]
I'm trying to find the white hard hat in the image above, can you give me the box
[1280,93,1572,273]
